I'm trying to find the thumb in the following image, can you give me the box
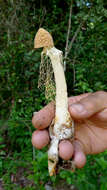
[69,91,107,119]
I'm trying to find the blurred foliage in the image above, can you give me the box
[0,0,107,189]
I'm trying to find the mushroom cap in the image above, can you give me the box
[34,28,54,49]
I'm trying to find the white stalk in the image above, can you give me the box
[47,47,68,122]
[45,47,74,176]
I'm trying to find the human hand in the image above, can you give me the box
[32,91,107,168]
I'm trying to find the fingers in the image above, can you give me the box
[32,130,86,168]
[32,132,74,158]
[32,93,90,129]
[58,140,86,168]
[73,141,86,168]
[32,102,55,129]
[69,91,107,119]
[68,93,90,106]
[32,129,50,149]
[59,140,74,160]
[91,108,107,122]
[32,132,74,160]
[32,91,107,129]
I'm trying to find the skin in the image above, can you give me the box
[32,91,107,168]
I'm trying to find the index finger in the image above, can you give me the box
[32,102,55,129]
[32,93,90,129]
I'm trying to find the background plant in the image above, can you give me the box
[0,0,107,189]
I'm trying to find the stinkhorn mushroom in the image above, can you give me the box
[34,28,74,176]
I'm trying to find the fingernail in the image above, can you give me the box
[71,103,87,114]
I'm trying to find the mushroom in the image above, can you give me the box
[34,28,74,176]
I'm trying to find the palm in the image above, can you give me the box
[74,116,107,155]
